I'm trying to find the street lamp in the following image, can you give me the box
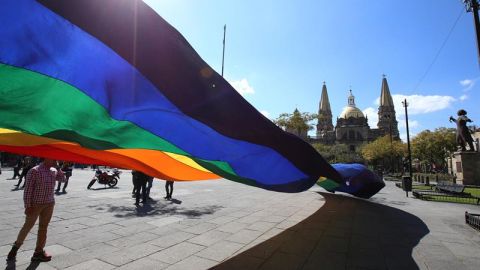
[402,99,413,197]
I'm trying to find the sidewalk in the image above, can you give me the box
[1,170,479,269]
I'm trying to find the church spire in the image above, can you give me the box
[348,89,356,106]
[319,82,331,112]
[380,75,394,107]
[317,82,334,137]
[377,75,399,138]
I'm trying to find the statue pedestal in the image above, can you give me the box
[451,151,480,186]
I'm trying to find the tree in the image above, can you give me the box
[360,135,406,172]
[274,109,317,138]
[411,127,456,172]
[312,143,364,164]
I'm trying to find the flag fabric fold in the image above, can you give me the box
[0,0,342,192]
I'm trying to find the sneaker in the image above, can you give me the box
[31,250,52,262]
[6,244,19,261]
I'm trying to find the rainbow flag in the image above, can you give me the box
[0,0,342,192]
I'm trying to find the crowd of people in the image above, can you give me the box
[131,170,175,205]
[10,156,73,193]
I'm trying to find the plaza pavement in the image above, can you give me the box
[0,168,479,270]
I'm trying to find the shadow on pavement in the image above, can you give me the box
[91,203,222,218]
[87,186,120,191]
[212,192,429,270]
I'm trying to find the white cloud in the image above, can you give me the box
[460,78,478,92]
[392,94,455,116]
[460,94,468,101]
[362,107,378,128]
[260,110,270,118]
[398,119,419,129]
[460,79,473,87]
[229,79,254,95]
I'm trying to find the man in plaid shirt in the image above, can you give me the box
[7,158,64,262]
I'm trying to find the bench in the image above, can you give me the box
[435,181,465,194]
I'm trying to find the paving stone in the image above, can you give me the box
[259,251,306,270]
[187,230,231,246]
[106,231,158,248]
[261,215,287,223]
[64,259,115,270]
[0,244,13,256]
[195,240,243,262]
[48,243,120,269]
[181,222,217,235]
[100,243,164,266]
[16,261,58,270]
[216,221,249,234]
[149,242,205,264]
[208,216,238,225]
[226,229,263,244]
[148,231,196,248]
[247,221,276,232]
[147,216,183,228]
[44,244,72,256]
[115,257,169,270]
[303,251,346,270]
[111,222,158,236]
[164,255,217,270]
[62,232,121,249]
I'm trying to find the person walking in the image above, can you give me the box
[56,162,73,193]
[11,157,23,180]
[132,170,150,205]
[165,180,174,200]
[146,176,154,200]
[15,157,34,188]
[7,159,64,262]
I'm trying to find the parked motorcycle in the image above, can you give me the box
[87,168,121,189]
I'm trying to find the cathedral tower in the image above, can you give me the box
[317,82,334,137]
[377,75,399,138]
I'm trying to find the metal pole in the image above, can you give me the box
[221,24,226,77]
[403,99,413,197]
[472,1,480,65]
[464,0,480,67]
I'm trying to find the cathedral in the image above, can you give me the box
[313,76,399,151]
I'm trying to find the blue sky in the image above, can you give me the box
[144,0,480,140]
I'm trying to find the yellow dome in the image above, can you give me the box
[339,106,364,119]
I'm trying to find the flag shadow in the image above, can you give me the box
[212,192,429,270]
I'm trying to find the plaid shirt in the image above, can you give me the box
[24,163,65,208]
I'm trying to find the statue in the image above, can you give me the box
[449,109,475,152]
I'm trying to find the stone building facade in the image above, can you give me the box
[312,76,399,151]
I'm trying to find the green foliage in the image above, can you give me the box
[274,109,317,135]
[312,143,364,164]
[360,135,406,171]
[411,127,456,171]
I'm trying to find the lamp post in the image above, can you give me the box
[402,99,413,197]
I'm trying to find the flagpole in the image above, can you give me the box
[222,24,226,77]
